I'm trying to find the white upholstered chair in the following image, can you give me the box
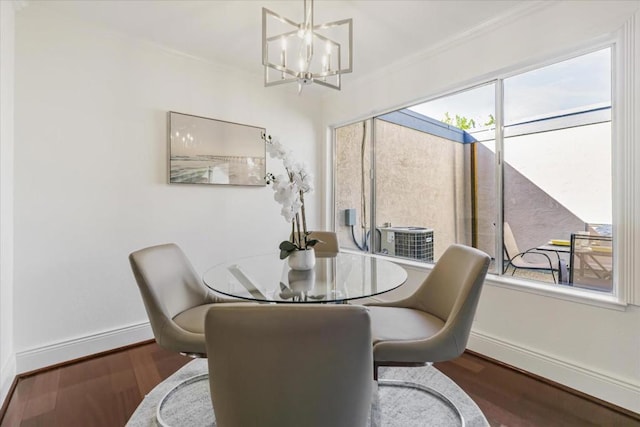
[129,243,240,357]
[130,243,253,426]
[365,243,490,424]
[205,304,373,427]
[292,230,340,257]
[308,231,340,257]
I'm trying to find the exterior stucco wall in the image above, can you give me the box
[337,120,587,267]
[335,121,370,251]
[335,119,471,261]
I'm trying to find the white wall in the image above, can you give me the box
[322,1,640,412]
[0,0,17,406]
[13,5,322,371]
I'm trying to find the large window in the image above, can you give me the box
[502,49,612,292]
[334,47,614,294]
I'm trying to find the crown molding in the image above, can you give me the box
[322,1,553,100]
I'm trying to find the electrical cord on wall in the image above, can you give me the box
[351,225,368,251]
[351,120,371,252]
[350,226,382,253]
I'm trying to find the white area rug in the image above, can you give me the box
[127,359,488,427]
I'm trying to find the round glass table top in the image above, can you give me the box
[202,251,408,303]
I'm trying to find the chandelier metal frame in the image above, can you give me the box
[262,0,353,92]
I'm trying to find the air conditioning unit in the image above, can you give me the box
[378,226,434,262]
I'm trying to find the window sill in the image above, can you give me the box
[342,249,628,311]
[485,275,628,311]
[341,248,434,270]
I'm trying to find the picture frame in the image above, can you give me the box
[168,111,266,186]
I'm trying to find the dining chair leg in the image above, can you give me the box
[155,373,209,427]
[377,379,466,427]
[374,363,465,427]
[156,353,208,427]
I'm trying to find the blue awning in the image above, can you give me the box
[377,109,477,144]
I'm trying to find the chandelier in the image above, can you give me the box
[262,0,353,93]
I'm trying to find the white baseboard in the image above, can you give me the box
[0,354,16,410]
[469,329,640,414]
[15,321,153,374]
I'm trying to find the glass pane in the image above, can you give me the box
[335,120,372,251]
[503,48,613,293]
[504,49,611,126]
[373,84,496,269]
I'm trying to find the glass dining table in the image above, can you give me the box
[202,251,408,303]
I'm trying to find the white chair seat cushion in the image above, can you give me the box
[173,304,217,334]
[173,302,248,334]
[368,306,445,343]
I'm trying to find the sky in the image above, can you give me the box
[406,47,613,224]
[409,47,611,128]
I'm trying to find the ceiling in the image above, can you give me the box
[29,0,536,90]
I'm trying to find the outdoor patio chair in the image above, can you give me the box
[503,222,567,284]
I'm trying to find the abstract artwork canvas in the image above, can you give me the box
[168,112,266,186]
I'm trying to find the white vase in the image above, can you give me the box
[288,269,316,292]
[287,248,316,271]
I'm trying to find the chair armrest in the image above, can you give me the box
[515,249,555,269]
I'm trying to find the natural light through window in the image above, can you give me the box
[334,47,614,295]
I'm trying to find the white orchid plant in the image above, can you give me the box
[263,133,319,259]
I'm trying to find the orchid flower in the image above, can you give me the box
[262,133,319,258]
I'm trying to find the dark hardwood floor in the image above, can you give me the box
[1,341,638,426]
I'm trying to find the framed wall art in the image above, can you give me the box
[168,112,266,186]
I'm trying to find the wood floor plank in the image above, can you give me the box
[82,375,131,427]
[435,353,639,426]
[105,350,138,394]
[18,411,58,427]
[21,369,59,421]
[0,376,35,427]
[128,344,163,397]
[2,342,638,426]
[51,379,88,427]
[449,354,485,373]
[149,343,191,379]
[113,386,144,424]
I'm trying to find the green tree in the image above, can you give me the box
[484,114,495,127]
[442,112,494,130]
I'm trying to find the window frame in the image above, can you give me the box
[330,30,638,309]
